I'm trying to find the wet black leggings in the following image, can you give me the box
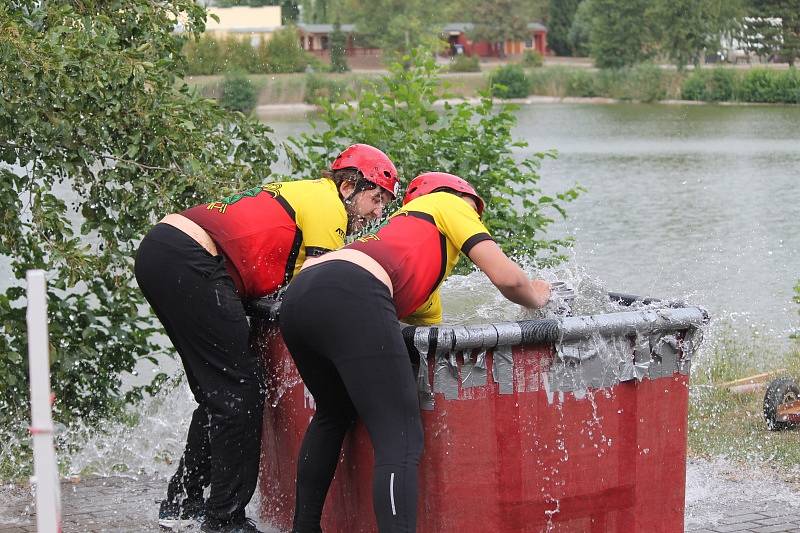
[279,260,424,533]
[134,223,264,523]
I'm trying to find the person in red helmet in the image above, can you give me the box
[134,144,397,533]
[278,172,551,533]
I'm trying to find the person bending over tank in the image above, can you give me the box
[278,172,551,533]
[134,144,398,533]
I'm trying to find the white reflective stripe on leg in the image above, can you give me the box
[390,472,396,516]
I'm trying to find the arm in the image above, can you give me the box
[467,240,550,309]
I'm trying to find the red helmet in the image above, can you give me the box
[331,144,399,199]
[403,172,486,216]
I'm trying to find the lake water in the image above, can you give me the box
[5,102,798,337]
[266,102,800,341]
[3,101,799,529]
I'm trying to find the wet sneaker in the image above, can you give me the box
[200,517,263,533]
[158,498,206,530]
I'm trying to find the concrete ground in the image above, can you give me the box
[2,474,800,533]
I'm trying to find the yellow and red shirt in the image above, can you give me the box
[182,178,346,299]
[347,192,493,325]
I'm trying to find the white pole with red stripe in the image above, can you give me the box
[26,270,62,533]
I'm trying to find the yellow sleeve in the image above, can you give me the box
[402,290,443,326]
[291,180,347,256]
[435,194,493,254]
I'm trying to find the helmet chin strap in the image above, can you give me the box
[341,178,376,234]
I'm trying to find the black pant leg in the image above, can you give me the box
[279,261,423,533]
[166,404,211,503]
[278,331,357,533]
[135,224,264,522]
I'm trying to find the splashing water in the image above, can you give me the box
[2,259,797,531]
[62,376,195,479]
[685,457,800,529]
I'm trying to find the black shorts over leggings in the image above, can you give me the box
[279,260,424,533]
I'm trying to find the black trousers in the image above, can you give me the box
[134,223,264,523]
[279,260,424,533]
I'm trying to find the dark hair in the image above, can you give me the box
[323,167,361,186]
[323,167,377,195]
[431,186,466,198]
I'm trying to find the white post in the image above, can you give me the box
[26,270,62,533]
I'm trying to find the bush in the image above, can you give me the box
[625,63,666,102]
[184,34,225,75]
[285,47,582,264]
[183,35,262,75]
[737,68,800,104]
[596,64,666,102]
[527,66,571,97]
[265,26,311,73]
[737,69,778,102]
[223,36,260,73]
[184,30,314,75]
[490,64,530,98]
[521,50,544,68]
[0,0,277,476]
[565,70,597,97]
[681,68,736,102]
[681,70,707,101]
[447,54,481,73]
[304,73,348,103]
[776,68,800,104]
[220,71,258,113]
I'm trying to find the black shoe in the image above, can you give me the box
[158,498,206,530]
[200,517,263,533]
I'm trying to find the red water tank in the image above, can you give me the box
[255,321,691,533]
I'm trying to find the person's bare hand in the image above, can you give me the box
[530,279,551,308]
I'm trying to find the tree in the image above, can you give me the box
[265,25,312,72]
[279,0,301,23]
[301,0,344,23]
[568,0,592,56]
[584,0,657,68]
[445,0,547,23]
[329,20,350,72]
[0,0,276,439]
[649,0,743,70]
[343,0,444,56]
[470,0,530,58]
[744,0,800,66]
[285,48,582,265]
[547,0,583,56]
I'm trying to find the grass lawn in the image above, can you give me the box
[688,326,800,484]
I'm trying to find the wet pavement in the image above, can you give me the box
[1,466,800,533]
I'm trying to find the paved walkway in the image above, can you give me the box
[2,475,800,533]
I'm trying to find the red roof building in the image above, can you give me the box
[442,22,549,57]
[295,23,382,69]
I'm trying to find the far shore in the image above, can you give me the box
[182,63,800,118]
[255,94,796,119]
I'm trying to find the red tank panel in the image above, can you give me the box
[256,326,688,533]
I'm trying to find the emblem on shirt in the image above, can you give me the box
[355,233,380,243]
[206,183,282,213]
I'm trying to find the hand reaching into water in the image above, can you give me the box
[529,279,552,308]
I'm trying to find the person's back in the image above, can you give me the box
[134,144,398,533]
[347,191,493,324]
[279,171,550,533]
[181,178,347,299]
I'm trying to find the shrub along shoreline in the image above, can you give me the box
[187,65,800,112]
